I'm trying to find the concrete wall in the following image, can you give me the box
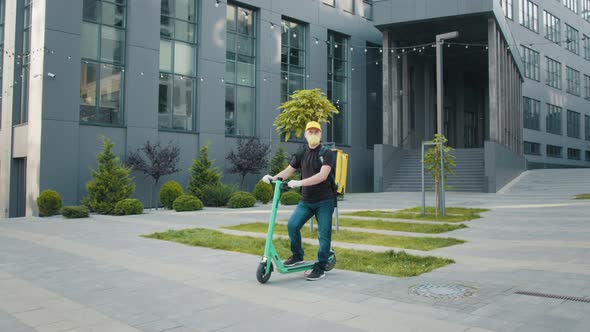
[373,144,403,192]
[1,0,382,216]
[484,140,526,192]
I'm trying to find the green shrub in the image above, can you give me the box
[159,181,184,209]
[62,206,89,219]
[83,137,135,214]
[201,183,236,207]
[114,198,144,215]
[36,190,63,217]
[228,191,257,208]
[173,195,204,212]
[187,145,222,199]
[252,181,273,204]
[280,191,301,205]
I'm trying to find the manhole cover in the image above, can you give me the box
[409,283,477,299]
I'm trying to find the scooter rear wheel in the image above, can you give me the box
[256,262,272,284]
[325,251,336,271]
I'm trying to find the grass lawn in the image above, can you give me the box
[337,217,467,233]
[143,228,454,277]
[343,207,489,223]
[223,222,465,251]
[575,194,590,199]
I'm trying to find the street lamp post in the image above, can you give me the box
[435,31,458,217]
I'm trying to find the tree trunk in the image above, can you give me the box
[240,175,245,190]
[153,179,159,210]
[434,179,440,216]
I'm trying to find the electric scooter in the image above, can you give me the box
[256,178,336,284]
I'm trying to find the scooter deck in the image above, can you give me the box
[279,261,315,274]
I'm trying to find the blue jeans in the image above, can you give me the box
[287,198,335,270]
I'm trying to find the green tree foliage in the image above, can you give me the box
[187,145,222,199]
[83,137,135,214]
[274,89,338,141]
[423,134,455,215]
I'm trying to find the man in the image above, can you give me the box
[262,121,335,281]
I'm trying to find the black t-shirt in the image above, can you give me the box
[289,145,335,203]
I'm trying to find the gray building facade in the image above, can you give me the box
[0,0,381,217]
[501,0,590,169]
[372,0,590,194]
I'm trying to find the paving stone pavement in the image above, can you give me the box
[1,169,590,331]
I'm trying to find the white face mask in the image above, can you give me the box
[306,133,321,146]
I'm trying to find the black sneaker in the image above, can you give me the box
[305,268,325,281]
[283,256,304,267]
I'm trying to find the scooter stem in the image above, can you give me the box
[264,179,283,259]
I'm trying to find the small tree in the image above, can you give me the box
[270,145,289,175]
[127,140,180,209]
[187,145,222,199]
[83,137,135,214]
[423,134,455,216]
[274,88,338,141]
[227,137,270,190]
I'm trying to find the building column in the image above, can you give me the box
[488,18,499,142]
[382,30,392,145]
[402,53,410,148]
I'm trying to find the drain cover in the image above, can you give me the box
[409,283,477,299]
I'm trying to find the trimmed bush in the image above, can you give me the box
[114,198,144,215]
[62,206,89,219]
[280,191,301,206]
[159,181,184,209]
[252,181,273,204]
[173,195,204,212]
[37,190,63,217]
[228,192,257,208]
[201,183,236,207]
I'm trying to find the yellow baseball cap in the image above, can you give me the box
[305,121,322,131]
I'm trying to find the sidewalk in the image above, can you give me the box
[1,170,590,331]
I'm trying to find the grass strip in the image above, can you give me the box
[343,207,489,223]
[337,217,467,233]
[223,222,465,251]
[143,228,454,277]
[575,194,590,200]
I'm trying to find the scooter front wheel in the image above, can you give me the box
[256,262,273,284]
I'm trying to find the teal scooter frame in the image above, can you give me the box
[256,178,336,284]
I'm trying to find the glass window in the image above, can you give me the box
[566,67,581,96]
[546,103,562,135]
[80,0,127,126]
[547,145,562,158]
[584,35,590,61]
[543,11,560,44]
[15,0,33,125]
[521,46,540,81]
[568,148,581,160]
[500,0,513,19]
[281,19,306,103]
[0,0,4,120]
[322,0,335,6]
[583,0,590,22]
[225,3,256,136]
[546,57,562,89]
[523,97,540,130]
[362,1,373,20]
[158,0,198,131]
[563,0,578,13]
[586,151,590,161]
[341,0,354,13]
[519,0,538,33]
[565,24,579,55]
[524,141,541,155]
[585,75,590,100]
[585,115,590,141]
[327,31,349,145]
[567,110,581,138]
